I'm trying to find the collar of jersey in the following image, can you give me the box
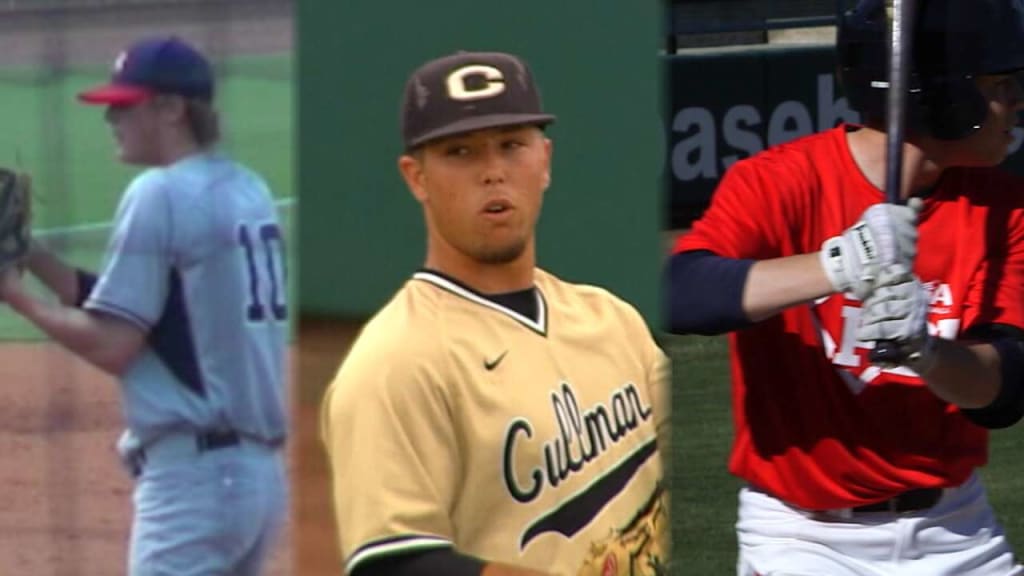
[412,269,548,335]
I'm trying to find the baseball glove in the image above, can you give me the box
[0,168,31,272]
[576,487,670,576]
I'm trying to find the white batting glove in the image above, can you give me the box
[855,264,937,374]
[820,198,923,300]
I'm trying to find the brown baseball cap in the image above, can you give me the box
[401,51,556,150]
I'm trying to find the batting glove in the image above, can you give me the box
[855,264,937,374]
[820,197,923,300]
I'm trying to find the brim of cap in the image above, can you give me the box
[408,113,556,149]
[77,84,154,105]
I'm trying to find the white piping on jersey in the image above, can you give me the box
[346,535,452,575]
[84,298,152,331]
[412,270,548,334]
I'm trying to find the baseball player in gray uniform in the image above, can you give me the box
[0,36,288,575]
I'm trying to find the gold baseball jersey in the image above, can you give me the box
[322,268,670,575]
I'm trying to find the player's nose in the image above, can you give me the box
[479,147,507,185]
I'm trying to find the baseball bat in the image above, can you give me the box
[869,0,917,364]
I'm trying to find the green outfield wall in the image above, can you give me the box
[298,2,662,325]
[664,45,849,228]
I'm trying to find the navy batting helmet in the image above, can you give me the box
[838,0,1024,140]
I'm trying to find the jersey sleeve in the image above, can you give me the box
[616,298,671,454]
[84,170,173,330]
[321,338,461,574]
[672,152,813,259]
[647,338,671,458]
[962,195,1024,331]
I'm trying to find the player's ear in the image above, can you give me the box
[397,153,428,203]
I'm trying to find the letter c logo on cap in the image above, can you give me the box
[446,65,505,101]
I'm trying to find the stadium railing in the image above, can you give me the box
[665,0,845,52]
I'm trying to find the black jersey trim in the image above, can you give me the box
[519,436,658,549]
[412,270,548,336]
[347,534,453,575]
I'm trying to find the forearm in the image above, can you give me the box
[6,290,128,375]
[24,241,84,306]
[667,250,835,334]
[742,252,835,322]
[921,339,1001,409]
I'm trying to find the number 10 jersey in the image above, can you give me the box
[85,151,288,447]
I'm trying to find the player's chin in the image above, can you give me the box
[957,144,1011,168]
[989,129,1018,162]
[116,148,150,166]
[114,145,136,164]
[977,146,1012,167]
[475,238,529,265]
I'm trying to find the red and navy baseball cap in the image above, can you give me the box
[401,51,556,150]
[78,36,214,106]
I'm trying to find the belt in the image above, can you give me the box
[851,487,944,513]
[130,430,242,477]
[819,487,945,519]
[193,430,242,452]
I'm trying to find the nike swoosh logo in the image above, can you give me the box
[484,350,508,371]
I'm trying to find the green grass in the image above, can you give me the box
[669,333,1024,573]
[0,53,294,340]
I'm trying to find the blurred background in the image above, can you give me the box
[0,0,292,574]
[295,1,661,574]
[8,1,1024,575]
[666,1,1024,573]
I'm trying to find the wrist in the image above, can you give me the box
[4,282,35,316]
[819,237,851,294]
[906,335,940,376]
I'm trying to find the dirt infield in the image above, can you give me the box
[0,343,295,575]
[295,318,364,576]
[0,344,127,574]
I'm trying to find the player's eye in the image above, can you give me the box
[444,145,470,157]
[502,139,524,151]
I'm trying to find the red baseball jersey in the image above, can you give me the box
[674,124,1024,510]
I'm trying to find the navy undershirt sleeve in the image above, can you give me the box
[352,549,485,576]
[960,323,1024,429]
[75,269,98,308]
[665,250,755,335]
